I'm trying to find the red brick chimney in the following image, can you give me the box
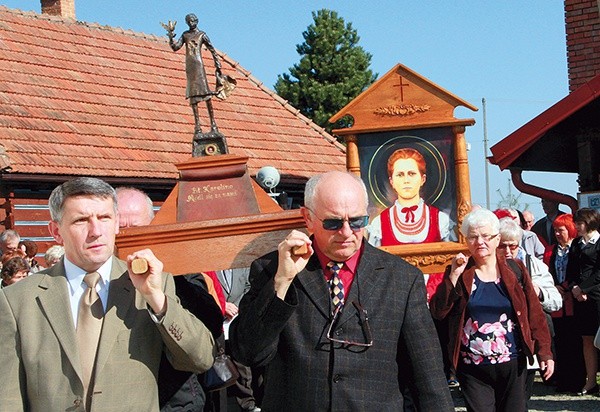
[564,0,600,91]
[40,0,75,20]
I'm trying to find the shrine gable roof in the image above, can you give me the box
[330,63,477,136]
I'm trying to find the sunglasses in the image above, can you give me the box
[306,208,369,231]
[499,242,519,251]
[326,301,373,348]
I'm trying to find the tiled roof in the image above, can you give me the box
[0,6,346,184]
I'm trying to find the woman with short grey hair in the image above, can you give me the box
[498,218,562,312]
[497,216,561,405]
[431,208,554,411]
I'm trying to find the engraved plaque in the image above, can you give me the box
[176,155,260,222]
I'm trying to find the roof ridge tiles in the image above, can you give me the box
[242,72,345,152]
[0,6,165,44]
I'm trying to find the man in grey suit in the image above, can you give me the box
[0,177,215,411]
[217,268,261,411]
[230,171,453,411]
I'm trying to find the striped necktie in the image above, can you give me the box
[327,261,345,309]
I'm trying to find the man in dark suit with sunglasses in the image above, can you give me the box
[230,171,453,411]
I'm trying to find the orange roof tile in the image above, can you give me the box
[0,6,346,184]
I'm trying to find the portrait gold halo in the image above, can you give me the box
[367,135,447,211]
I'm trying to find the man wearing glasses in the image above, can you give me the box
[230,171,453,411]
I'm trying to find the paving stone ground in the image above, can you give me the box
[451,377,600,412]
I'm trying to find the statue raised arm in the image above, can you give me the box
[164,13,221,134]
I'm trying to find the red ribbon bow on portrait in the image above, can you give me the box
[400,205,418,223]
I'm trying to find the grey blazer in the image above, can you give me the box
[0,257,215,412]
[216,267,251,306]
[230,242,453,412]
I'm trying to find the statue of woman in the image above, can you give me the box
[167,14,221,134]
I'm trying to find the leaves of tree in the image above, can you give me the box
[274,9,377,141]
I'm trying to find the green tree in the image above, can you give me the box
[274,9,376,138]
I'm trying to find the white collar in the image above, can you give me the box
[580,231,600,246]
[64,256,113,294]
[394,198,424,210]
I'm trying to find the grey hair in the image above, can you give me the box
[304,172,369,211]
[49,177,117,222]
[0,229,20,244]
[44,245,65,265]
[498,217,523,242]
[460,208,500,236]
[116,186,155,221]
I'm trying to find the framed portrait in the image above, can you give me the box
[348,126,471,273]
[359,128,456,226]
[330,63,476,272]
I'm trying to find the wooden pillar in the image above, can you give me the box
[453,125,471,241]
[345,134,361,176]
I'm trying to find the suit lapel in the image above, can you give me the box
[338,245,384,325]
[231,272,246,300]
[296,256,331,319]
[36,261,83,383]
[215,270,228,297]
[93,257,135,377]
[295,247,386,322]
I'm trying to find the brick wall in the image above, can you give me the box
[564,0,600,91]
[40,0,75,20]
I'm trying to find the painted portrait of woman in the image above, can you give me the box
[360,130,458,301]
[366,147,453,246]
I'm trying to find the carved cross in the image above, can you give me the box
[394,76,410,102]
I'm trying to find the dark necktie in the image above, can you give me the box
[77,272,103,405]
[327,261,345,310]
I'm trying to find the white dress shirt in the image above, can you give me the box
[64,257,112,327]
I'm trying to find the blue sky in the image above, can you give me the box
[3,1,577,219]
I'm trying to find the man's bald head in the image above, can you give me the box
[116,187,155,228]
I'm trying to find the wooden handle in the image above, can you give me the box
[131,258,149,274]
[292,243,309,256]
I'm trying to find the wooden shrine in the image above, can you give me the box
[330,63,478,273]
[115,154,305,274]
[116,63,477,275]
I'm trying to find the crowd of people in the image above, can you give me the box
[0,174,598,411]
[0,229,64,288]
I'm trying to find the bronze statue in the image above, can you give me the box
[162,14,236,156]
[163,14,221,134]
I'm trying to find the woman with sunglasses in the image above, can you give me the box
[566,208,600,396]
[497,217,561,314]
[430,208,554,411]
[497,217,561,406]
